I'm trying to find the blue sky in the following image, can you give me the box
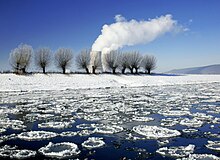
[0,0,220,72]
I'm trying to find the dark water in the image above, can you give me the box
[0,82,220,159]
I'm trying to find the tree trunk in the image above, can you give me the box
[112,67,116,74]
[16,63,19,74]
[92,66,95,74]
[147,69,150,74]
[129,68,133,74]
[135,68,138,74]
[122,67,126,74]
[85,68,89,74]
[43,67,46,74]
[22,67,26,74]
[62,67,66,74]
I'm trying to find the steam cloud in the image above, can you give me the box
[92,14,186,53]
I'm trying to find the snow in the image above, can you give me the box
[38,142,80,159]
[0,73,220,91]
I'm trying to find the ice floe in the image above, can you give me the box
[182,128,198,133]
[206,141,220,151]
[180,118,203,128]
[132,125,181,139]
[94,125,123,134]
[60,131,78,137]
[10,149,36,159]
[78,129,94,136]
[38,121,72,129]
[156,144,195,158]
[0,145,36,159]
[179,154,220,160]
[158,109,190,117]
[39,142,80,159]
[82,137,105,149]
[160,118,179,127]
[18,131,57,141]
[132,116,154,122]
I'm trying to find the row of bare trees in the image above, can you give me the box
[103,51,156,74]
[9,44,74,74]
[9,44,156,74]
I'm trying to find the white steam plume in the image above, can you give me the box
[92,14,186,53]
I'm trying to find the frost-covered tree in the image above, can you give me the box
[75,49,91,74]
[90,51,102,74]
[35,48,51,74]
[118,53,128,74]
[104,50,120,74]
[55,48,73,74]
[142,55,157,74]
[126,51,142,74]
[9,44,33,74]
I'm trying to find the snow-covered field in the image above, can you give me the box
[0,73,220,91]
[0,74,220,159]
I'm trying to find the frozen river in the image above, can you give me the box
[0,82,220,159]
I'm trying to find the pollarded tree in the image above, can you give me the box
[142,55,157,74]
[104,50,120,74]
[35,48,51,74]
[75,49,91,74]
[9,44,33,74]
[118,53,128,74]
[55,48,73,74]
[90,51,102,74]
[126,51,142,74]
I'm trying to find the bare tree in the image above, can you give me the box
[35,48,51,74]
[118,53,128,74]
[142,55,157,74]
[104,50,120,74]
[90,51,102,74]
[9,44,33,74]
[55,48,73,74]
[126,51,142,74]
[75,49,91,74]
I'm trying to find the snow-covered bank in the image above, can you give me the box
[0,73,220,91]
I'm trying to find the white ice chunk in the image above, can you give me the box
[159,110,190,117]
[78,129,94,136]
[132,116,154,122]
[82,137,105,149]
[161,118,179,127]
[206,141,220,151]
[18,131,57,141]
[178,154,220,160]
[60,131,78,137]
[38,121,72,129]
[95,125,123,134]
[132,125,181,139]
[156,144,195,158]
[10,149,36,159]
[180,118,203,128]
[39,142,80,159]
[0,128,6,134]
[182,128,198,133]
